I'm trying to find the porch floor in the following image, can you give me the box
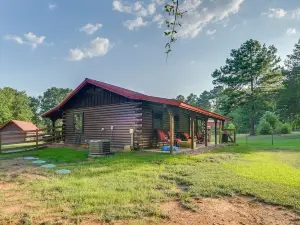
[143,142,222,154]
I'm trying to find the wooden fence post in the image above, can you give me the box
[36,129,39,149]
[234,129,236,143]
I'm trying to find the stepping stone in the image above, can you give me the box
[32,160,46,164]
[56,169,71,174]
[24,157,39,160]
[41,164,56,168]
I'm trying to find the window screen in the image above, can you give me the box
[174,115,179,131]
[74,113,84,133]
[153,113,163,130]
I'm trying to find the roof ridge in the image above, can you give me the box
[42,78,230,121]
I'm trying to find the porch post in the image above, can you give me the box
[221,120,225,144]
[219,121,222,144]
[191,117,195,150]
[168,109,174,154]
[204,118,208,147]
[51,118,56,143]
[214,119,218,145]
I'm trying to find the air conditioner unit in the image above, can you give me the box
[88,140,112,156]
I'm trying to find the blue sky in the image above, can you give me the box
[0,0,299,98]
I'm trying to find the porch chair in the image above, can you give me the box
[166,131,182,146]
[181,132,190,141]
[196,132,204,143]
[156,130,170,147]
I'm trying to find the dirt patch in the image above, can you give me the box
[0,157,34,171]
[159,197,299,225]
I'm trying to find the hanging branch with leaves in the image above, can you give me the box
[164,0,186,57]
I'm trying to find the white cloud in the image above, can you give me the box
[48,3,56,10]
[291,8,300,19]
[123,17,147,30]
[134,44,139,48]
[174,0,244,39]
[24,32,46,49]
[147,3,156,15]
[113,0,244,38]
[263,8,287,19]
[80,23,103,35]
[153,14,164,28]
[4,35,24,44]
[68,37,111,61]
[4,32,46,49]
[206,29,216,35]
[112,0,156,17]
[286,28,297,36]
[263,8,300,19]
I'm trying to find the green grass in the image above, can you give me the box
[1,134,300,223]
[237,132,300,149]
[0,148,88,163]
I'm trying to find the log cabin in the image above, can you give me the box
[41,78,230,151]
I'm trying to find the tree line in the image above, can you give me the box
[1,39,299,136]
[176,39,300,135]
[0,87,72,129]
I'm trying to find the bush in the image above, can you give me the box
[280,123,292,134]
[260,111,280,130]
[258,120,273,135]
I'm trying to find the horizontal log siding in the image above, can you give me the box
[140,103,154,148]
[177,110,190,134]
[64,102,142,150]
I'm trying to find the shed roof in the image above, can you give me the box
[41,78,230,121]
[0,120,39,131]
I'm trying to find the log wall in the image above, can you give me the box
[63,102,142,150]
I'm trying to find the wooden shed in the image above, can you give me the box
[42,78,230,151]
[0,120,40,145]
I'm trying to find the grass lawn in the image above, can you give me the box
[0,134,300,223]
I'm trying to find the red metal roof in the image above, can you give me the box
[0,120,40,131]
[41,78,230,121]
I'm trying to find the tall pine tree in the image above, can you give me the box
[277,39,300,126]
[212,39,281,135]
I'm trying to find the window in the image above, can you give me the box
[174,115,179,131]
[74,113,84,133]
[153,113,163,130]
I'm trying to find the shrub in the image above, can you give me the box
[260,111,280,130]
[258,120,273,135]
[280,123,292,134]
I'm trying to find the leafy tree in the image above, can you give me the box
[186,93,198,106]
[212,39,282,135]
[209,86,223,112]
[285,39,300,70]
[40,87,72,128]
[0,90,12,125]
[227,106,250,133]
[197,91,212,110]
[277,40,300,125]
[280,123,292,134]
[29,97,43,127]
[175,95,185,102]
[258,119,273,135]
[0,87,33,125]
[40,87,72,114]
[260,111,280,131]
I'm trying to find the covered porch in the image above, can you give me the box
[140,101,228,154]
